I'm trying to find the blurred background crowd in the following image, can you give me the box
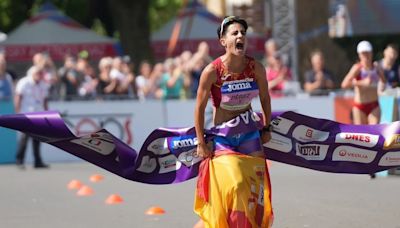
[1,38,399,102]
[2,0,400,102]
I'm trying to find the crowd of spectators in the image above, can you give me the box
[1,40,400,102]
[0,42,211,101]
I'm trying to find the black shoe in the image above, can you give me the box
[16,161,26,170]
[34,163,50,169]
[370,173,376,179]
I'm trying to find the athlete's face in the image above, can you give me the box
[358,51,372,63]
[220,23,247,56]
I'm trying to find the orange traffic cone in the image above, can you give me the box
[67,179,83,190]
[76,185,94,196]
[105,194,124,204]
[90,174,104,183]
[145,206,165,215]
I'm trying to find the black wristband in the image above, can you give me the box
[262,124,273,132]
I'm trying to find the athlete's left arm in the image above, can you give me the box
[254,60,272,143]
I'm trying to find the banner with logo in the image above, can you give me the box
[0,111,399,184]
[266,111,400,174]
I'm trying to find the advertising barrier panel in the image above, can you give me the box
[14,96,338,163]
[0,100,16,163]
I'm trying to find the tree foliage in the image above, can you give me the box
[149,0,182,32]
[0,0,182,65]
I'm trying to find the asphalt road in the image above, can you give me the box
[1,161,399,228]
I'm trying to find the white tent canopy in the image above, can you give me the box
[2,2,119,62]
[0,31,6,43]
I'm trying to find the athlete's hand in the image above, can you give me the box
[365,76,372,86]
[196,142,213,158]
[261,131,272,145]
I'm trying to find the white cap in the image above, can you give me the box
[357,40,373,53]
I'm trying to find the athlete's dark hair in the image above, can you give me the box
[217,16,248,39]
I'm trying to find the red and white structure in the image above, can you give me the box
[151,1,267,59]
[0,3,120,62]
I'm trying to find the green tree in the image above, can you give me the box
[0,0,34,33]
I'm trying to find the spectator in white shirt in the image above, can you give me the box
[107,57,126,96]
[14,66,50,169]
[136,60,153,100]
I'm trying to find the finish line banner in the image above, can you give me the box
[0,111,399,184]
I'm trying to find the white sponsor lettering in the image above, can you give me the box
[295,143,329,160]
[147,138,170,155]
[378,152,400,166]
[264,132,292,153]
[258,184,264,206]
[292,125,329,142]
[136,155,157,173]
[71,133,115,155]
[335,133,379,148]
[173,137,198,149]
[332,146,377,164]
[178,148,203,167]
[158,155,181,174]
[227,82,252,92]
[216,111,260,129]
[251,111,261,122]
[270,117,294,135]
[222,78,254,84]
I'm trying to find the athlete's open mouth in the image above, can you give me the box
[236,42,244,50]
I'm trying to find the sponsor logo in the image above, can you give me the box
[378,152,400,166]
[88,139,102,146]
[226,82,252,92]
[158,155,181,174]
[295,143,329,160]
[136,155,157,173]
[292,125,329,142]
[221,73,231,80]
[383,134,400,149]
[305,129,313,138]
[171,137,198,149]
[147,138,170,155]
[270,117,294,135]
[264,132,292,153]
[70,132,115,155]
[62,112,133,145]
[178,148,203,167]
[335,133,379,148]
[332,146,377,163]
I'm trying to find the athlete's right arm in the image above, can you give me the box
[341,64,360,89]
[194,63,217,158]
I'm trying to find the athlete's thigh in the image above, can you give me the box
[368,107,381,124]
[352,107,368,124]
